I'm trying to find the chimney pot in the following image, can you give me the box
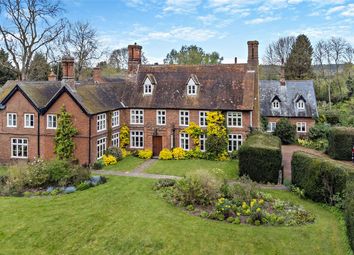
[234,57,237,64]
[280,65,286,86]
[93,67,103,84]
[61,56,75,81]
[48,70,57,81]
[128,43,142,73]
[247,40,259,67]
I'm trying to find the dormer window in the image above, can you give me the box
[272,100,280,109]
[297,100,305,110]
[143,74,156,95]
[187,74,199,96]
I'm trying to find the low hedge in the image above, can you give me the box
[328,127,354,160]
[345,179,354,251]
[291,151,354,203]
[239,133,282,184]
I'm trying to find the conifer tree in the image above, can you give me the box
[54,106,78,160]
[285,34,313,80]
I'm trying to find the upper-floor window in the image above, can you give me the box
[199,111,208,127]
[112,110,120,127]
[296,122,306,133]
[187,78,198,95]
[179,110,189,126]
[24,114,34,128]
[130,109,144,124]
[272,100,280,109]
[47,114,57,129]
[143,76,154,95]
[97,113,106,132]
[227,112,242,127]
[156,110,166,125]
[297,100,305,110]
[7,113,17,127]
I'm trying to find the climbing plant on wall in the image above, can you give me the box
[119,124,130,149]
[183,122,204,147]
[205,111,228,160]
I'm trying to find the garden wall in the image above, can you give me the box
[327,127,354,160]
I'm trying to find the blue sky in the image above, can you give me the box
[64,0,354,64]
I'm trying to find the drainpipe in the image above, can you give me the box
[37,110,41,157]
[88,115,92,164]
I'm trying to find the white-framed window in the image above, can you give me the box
[143,78,153,95]
[156,110,166,125]
[179,110,189,126]
[97,137,106,159]
[130,130,144,148]
[112,132,119,147]
[130,109,144,125]
[272,100,280,109]
[24,114,34,128]
[112,110,120,127]
[296,122,306,133]
[180,132,189,150]
[47,114,57,129]
[227,112,242,127]
[187,78,197,95]
[7,113,17,127]
[200,134,207,152]
[11,138,28,158]
[97,113,106,132]
[297,100,305,110]
[267,122,277,133]
[199,111,208,127]
[228,134,243,152]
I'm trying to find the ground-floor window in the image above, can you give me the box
[112,132,119,147]
[228,134,242,152]
[296,122,306,133]
[267,122,277,132]
[180,132,189,150]
[97,137,106,159]
[11,138,28,158]
[131,131,144,148]
[200,134,207,152]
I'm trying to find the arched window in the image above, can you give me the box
[272,99,280,109]
[297,99,305,110]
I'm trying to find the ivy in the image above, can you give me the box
[119,124,130,149]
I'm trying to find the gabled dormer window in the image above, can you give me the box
[187,75,199,96]
[271,96,281,110]
[143,74,156,95]
[297,100,305,110]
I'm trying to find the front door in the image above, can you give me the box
[152,136,162,157]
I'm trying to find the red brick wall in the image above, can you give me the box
[267,117,315,136]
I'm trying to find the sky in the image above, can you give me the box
[64,0,354,64]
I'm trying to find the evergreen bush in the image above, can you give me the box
[328,127,354,160]
[273,118,296,144]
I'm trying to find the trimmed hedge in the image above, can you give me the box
[345,179,354,251]
[239,133,282,184]
[328,127,354,160]
[292,151,354,203]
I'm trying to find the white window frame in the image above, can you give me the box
[97,137,106,159]
[112,132,120,147]
[24,113,35,128]
[187,78,197,96]
[272,100,280,109]
[180,132,190,150]
[227,112,242,128]
[228,134,243,152]
[143,78,153,95]
[296,122,306,133]
[97,113,107,132]
[179,110,189,127]
[130,109,144,125]
[156,110,166,125]
[199,111,208,127]
[130,130,144,149]
[200,134,207,152]
[267,122,277,133]
[297,100,305,110]
[47,114,57,129]
[112,110,120,128]
[11,138,28,159]
[7,113,17,127]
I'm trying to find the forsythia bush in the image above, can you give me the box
[138,149,153,159]
[206,111,227,137]
[121,148,129,158]
[172,147,186,160]
[102,154,117,166]
[159,149,173,160]
[184,122,203,147]
[119,125,130,149]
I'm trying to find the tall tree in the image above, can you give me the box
[285,34,313,80]
[314,40,327,77]
[0,0,65,80]
[108,47,148,70]
[28,52,50,81]
[0,48,17,85]
[163,45,223,64]
[263,36,295,65]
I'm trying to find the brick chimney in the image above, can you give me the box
[62,56,75,80]
[128,43,142,73]
[93,67,104,83]
[280,65,286,86]
[247,41,259,67]
[48,70,57,81]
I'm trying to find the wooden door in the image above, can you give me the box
[153,136,162,157]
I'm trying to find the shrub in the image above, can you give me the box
[121,148,129,158]
[92,160,103,170]
[159,149,173,160]
[291,151,354,204]
[345,179,354,251]
[206,111,228,159]
[27,158,49,188]
[308,123,330,140]
[205,135,228,160]
[229,150,239,160]
[273,118,296,144]
[239,133,282,184]
[324,110,340,125]
[138,149,153,159]
[102,154,117,166]
[185,148,205,159]
[76,181,92,191]
[4,163,29,194]
[172,147,186,160]
[297,138,328,152]
[153,179,176,190]
[119,125,130,149]
[105,147,123,161]
[46,160,71,184]
[328,127,354,160]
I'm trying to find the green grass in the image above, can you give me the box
[0,176,351,254]
[0,166,8,176]
[103,156,146,172]
[145,159,238,179]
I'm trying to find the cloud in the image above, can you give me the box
[341,4,354,17]
[326,5,345,15]
[163,0,202,14]
[245,16,280,25]
[147,27,217,41]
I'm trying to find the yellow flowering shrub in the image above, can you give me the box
[121,148,130,158]
[172,147,186,160]
[183,122,203,147]
[102,154,117,166]
[159,148,173,160]
[217,151,229,161]
[206,111,226,137]
[138,149,153,159]
[119,125,130,149]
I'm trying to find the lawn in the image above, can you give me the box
[0,176,351,254]
[103,156,146,172]
[0,166,8,176]
[145,159,239,179]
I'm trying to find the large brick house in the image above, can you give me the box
[0,41,260,165]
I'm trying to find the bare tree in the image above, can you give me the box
[344,44,354,64]
[0,0,66,80]
[109,48,128,70]
[329,37,347,97]
[314,40,327,77]
[263,36,295,65]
